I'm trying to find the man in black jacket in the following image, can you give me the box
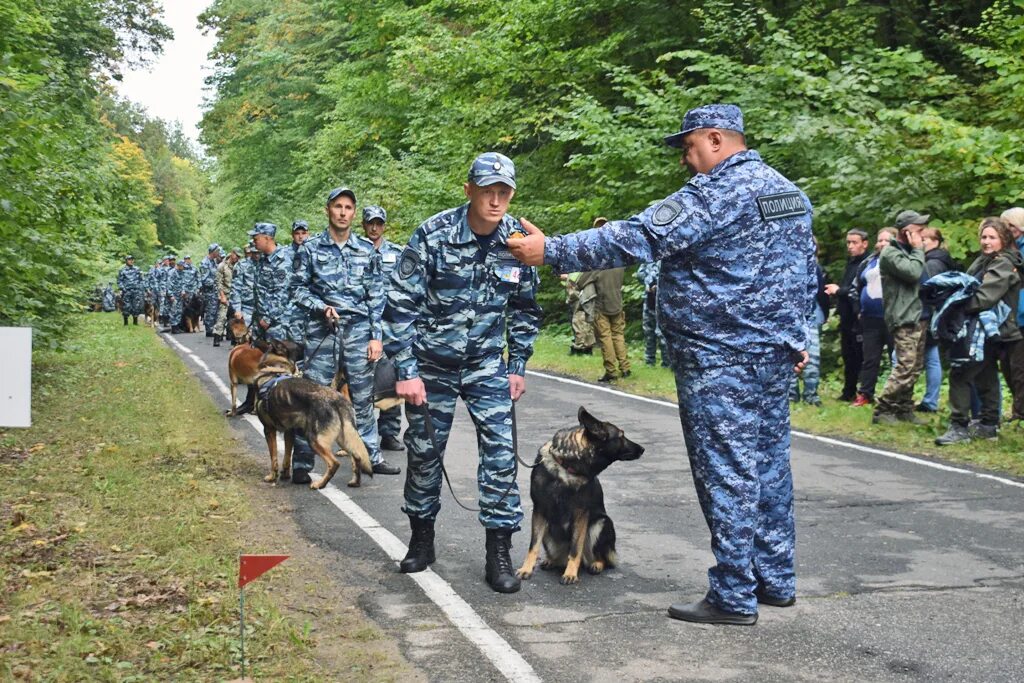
[825,229,871,401]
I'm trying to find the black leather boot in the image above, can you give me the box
[123,315,129,326]
[400,516,435,573]
[132,316,138,325]
[484,528,521,593]
[213,334,221,347]
[206,329,214,338]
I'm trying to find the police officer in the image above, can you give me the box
[507,105,815,622]
[229,244,258,328]
[362,204,406,452]
[117,255,145,325]
[239,223,290,342]
[277,219,310,346]
[213,249,240,346]
[292,187,398,484]
[384,152,542,594]
[199,244,223,337]
[635,260,670,366]
[101,282,117,312]
[163,255,184,332]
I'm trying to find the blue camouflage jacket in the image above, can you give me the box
[252,248,291,330]
[292,229,384,339]
[544,149,816,369]
[177,264,200,294]
[383,204,542,380]
[636,261,661,289]
[199,256,219,291]
[117,265,143,292]
[373,238,404,318]
[229,259,255,312]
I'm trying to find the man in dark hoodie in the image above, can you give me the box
[916,228,958,412]
[873,210,929,425]
[825,229,871,401]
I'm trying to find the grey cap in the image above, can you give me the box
[665,104,744,148]
[362,205,387,223]
[894,210,930,229]
[207,243,221,253]
[248,222,277,237]
[467,152,516,189]
[291,219,309,233]
[326,186,356,205]
[125,254,134,261]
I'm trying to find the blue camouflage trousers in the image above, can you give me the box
[202,288,219,332]
[675,360,796,615]
[402,354,522,530]
[122,288,145,316]
[378,405,402,439]
[789,323,821,402]
[642,292,669,366]
[291,317,383,471]
[165,293,182,327]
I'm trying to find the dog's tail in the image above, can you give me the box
[336,402,373,476]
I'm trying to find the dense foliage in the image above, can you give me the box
[0,1,208,344]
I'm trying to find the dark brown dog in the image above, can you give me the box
[516,407,644,585]
[180,293,202,333]
[253,355,374,489]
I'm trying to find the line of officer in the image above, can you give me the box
[384,152,542,594]
[291,187,400,482]
[362,204,407,453]
[507,105,815,622]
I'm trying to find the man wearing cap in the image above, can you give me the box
[179,255,201,330]
[278,220,310,346]
[163,255,185,333]
[199,244,223,338]
[872,210,928,425]
[507,105,815,622]
[214,249,240,346]
[383,152,542,594]
[239,223,291,343]
[144,259,161,324]
[363,204,406,452]
[117,255,145,326]
[229,244,258,328]
[155,255,172,328]
[292,187,397,485]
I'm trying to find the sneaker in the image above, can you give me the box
[914,402,937,413]
[850,394,872,407]
[872,412,900,426]
[896,411,927,426]
[838,392,856,402]
[935,424,972,446]
[970,423,999,440]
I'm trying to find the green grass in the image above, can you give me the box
[0,314,407,682]
[529,328,1024,479]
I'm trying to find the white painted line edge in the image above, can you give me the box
[526,369,1024,491]
[161,335,541,683]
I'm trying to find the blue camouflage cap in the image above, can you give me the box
[248,222,277,237]
[467,152,516,189]
[183,255,192,260]
[664,104,744,148]
[326,186,356,205]
[207,243,221,253]
[291,219,309,233]
[125,254,134,261]
[362,205,387,223]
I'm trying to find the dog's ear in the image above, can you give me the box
[253,339,270,351]
[578,406,609,440]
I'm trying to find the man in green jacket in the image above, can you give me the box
[873,210,929,425]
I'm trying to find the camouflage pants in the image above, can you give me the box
[213,298,229,336]
[377,404,402,439]
[202,288,219,331]
[165,294,182,327]
[789,323,821,401]
[594,311,630,377]
[122,288,145,316]
[291,317,382,471]
[642,292,669,366]
[875,321,926,416]
[570,306,595,351]
[675,360,796,615]
[402,354,522,530]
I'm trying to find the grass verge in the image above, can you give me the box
[529,329,1024,479]
[0,314,411,682]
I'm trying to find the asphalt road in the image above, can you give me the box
[166,331,1024,683]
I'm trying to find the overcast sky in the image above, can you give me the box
[117,0,215,145]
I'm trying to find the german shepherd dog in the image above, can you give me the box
[252,352,374,489]
[180,293,202,333]
[517,407,644,585]
[228,317,249,345]
[227,337,303,415]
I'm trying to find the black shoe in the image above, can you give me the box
[372,460,401,475]
[123,316,129,326]
[213,334,221,347]
[485,528,521,593]
[206,330,214,338]
[667,599,757,625]
[380,435,405,452]
[400,516,436,573]
[291,470,312,485]
[896,411,927,426]
[597,373,616,383]
[622,370,632,378]
[755,587,796,607]
[838,392,856,402]
[132,316,138,325]
[915,402,937,413]
[583,347,593,355]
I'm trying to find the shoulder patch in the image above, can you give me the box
[398,248,419,279]
[652,199,683,227]
[756,191,807,221]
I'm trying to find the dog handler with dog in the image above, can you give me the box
[383,152,543,593]
[508,104,815,624]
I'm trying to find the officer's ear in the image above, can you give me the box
[706,129,724,151]
[463,182,472,201]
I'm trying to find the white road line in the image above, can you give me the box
[527,369,1024,491]
[162,335,541,683]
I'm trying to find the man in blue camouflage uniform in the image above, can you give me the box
[508,106,815,622]
[144,259,161,323]
[363,204,407,453]
[636,260,670,366]
[199,244,223,337]
[291,187,397,485]
[238,223,291,343]
[117,255,145,326]
[156,255,172,328]
[163,255,184,332]
[178,255,201,330]
[277,219,310,346]
[229,244,258,327]
[384,153,542,594]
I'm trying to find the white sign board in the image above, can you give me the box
[0,327,32,427]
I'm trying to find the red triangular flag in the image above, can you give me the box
[238,554,289,588]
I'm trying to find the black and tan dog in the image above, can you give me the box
[252,350,374,489]
[517,407,644,585]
